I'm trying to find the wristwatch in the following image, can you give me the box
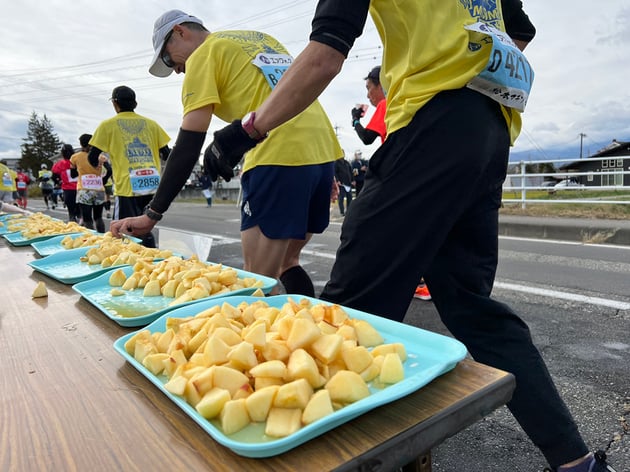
[143,206,163,221]
[241,112,268,142]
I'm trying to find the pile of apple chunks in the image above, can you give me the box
[125,297,407,438]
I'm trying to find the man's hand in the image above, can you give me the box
[110,215,157,239]
[203,144,234,182]
[210,119,259,169]
[331,179,339,203]
[351,106,364,124]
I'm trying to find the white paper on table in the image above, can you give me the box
[158,227,213,261]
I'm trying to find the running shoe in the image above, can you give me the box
[544,450,617,472]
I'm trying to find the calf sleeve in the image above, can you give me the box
[279,265,315,297]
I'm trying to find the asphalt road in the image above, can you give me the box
[45,200,630,471]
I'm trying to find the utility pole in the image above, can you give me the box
[579,132,587,159]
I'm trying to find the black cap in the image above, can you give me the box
[364,66,381,84]
[111,85,136,102]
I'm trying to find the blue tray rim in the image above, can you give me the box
[113,295,468,457]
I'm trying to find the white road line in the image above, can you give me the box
[499,235,630,251]
[494,282,630,310]
[166,228,630,310]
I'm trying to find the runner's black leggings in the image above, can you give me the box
[80,203,105,233]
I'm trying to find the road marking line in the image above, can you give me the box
[494,282,630,310]
[499,235,630,251]
[163,227,630,310]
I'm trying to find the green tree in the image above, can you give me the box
[20,111,62,174]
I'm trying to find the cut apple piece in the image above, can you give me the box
[108,268,127,287]
[249,360,288,379]
[286,348,324,388]
[191,367,215,397]
[379,352,405,384]
[286,318,320,351]
[341,345,373,373]
[142,279,162,297]
[203,334,231,365]
[352,319,384,347]
[302,389,334,425]
[164,375,187,396]
[212,365,251,397]
[325,370,370,404]
[274,378,313,409]
[254,376,284,390]
[220,398,250,435]
[31,281,48,298]
[195,387,231,420]
[370,342,408,362]
[142,353,169,375]
[309,333,343,364]
[245,385,279,422]
[227,341,258,370]
[265,407,302,437]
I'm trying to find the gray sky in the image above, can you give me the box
[1,0,629,164]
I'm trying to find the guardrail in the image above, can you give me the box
[502,155,630,208]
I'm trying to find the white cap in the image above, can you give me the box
[149,10,203,78]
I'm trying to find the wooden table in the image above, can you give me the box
[0,240,515,471]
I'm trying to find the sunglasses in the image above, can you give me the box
[161,30,175,68]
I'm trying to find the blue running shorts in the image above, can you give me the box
[240,163,334,239]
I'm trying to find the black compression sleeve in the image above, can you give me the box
[149,129,206,214]
[310,0,370,57]
[353,122,379,145]
[501,0,536,42]
[88,146,103,167]
[102,161,112,185]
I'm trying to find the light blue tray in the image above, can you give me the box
[31,232,141,257]
[113,295,468,458]
[3,229,88,246]
[0,213,27,225]
[27,246,137,283]
[74,265,277,327]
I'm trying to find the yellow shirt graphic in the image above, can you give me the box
[182,31,342,173]
[1,163,17,192]
[89,112,170,196]
[370,0,524,143]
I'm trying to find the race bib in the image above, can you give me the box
[80,173,103,190]
[17,181,26,189]
[252,53,293,90]
[466,22,534,112]
[2,173,12,187]
[130,167,160,195]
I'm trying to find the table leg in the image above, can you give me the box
[402,451,431,472]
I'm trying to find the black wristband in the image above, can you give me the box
[149,129,206,214]
[144,206,163,221]
[353,120,361,127]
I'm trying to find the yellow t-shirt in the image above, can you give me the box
[70,151,104,192]
[370,0,523,143]
[182,31,342,173]
[89,112,170,197]
[1,163,17,192]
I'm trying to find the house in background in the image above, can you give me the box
[557,139,630,187]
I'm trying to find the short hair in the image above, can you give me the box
[61,144,74,159]
[79,134,92,148]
